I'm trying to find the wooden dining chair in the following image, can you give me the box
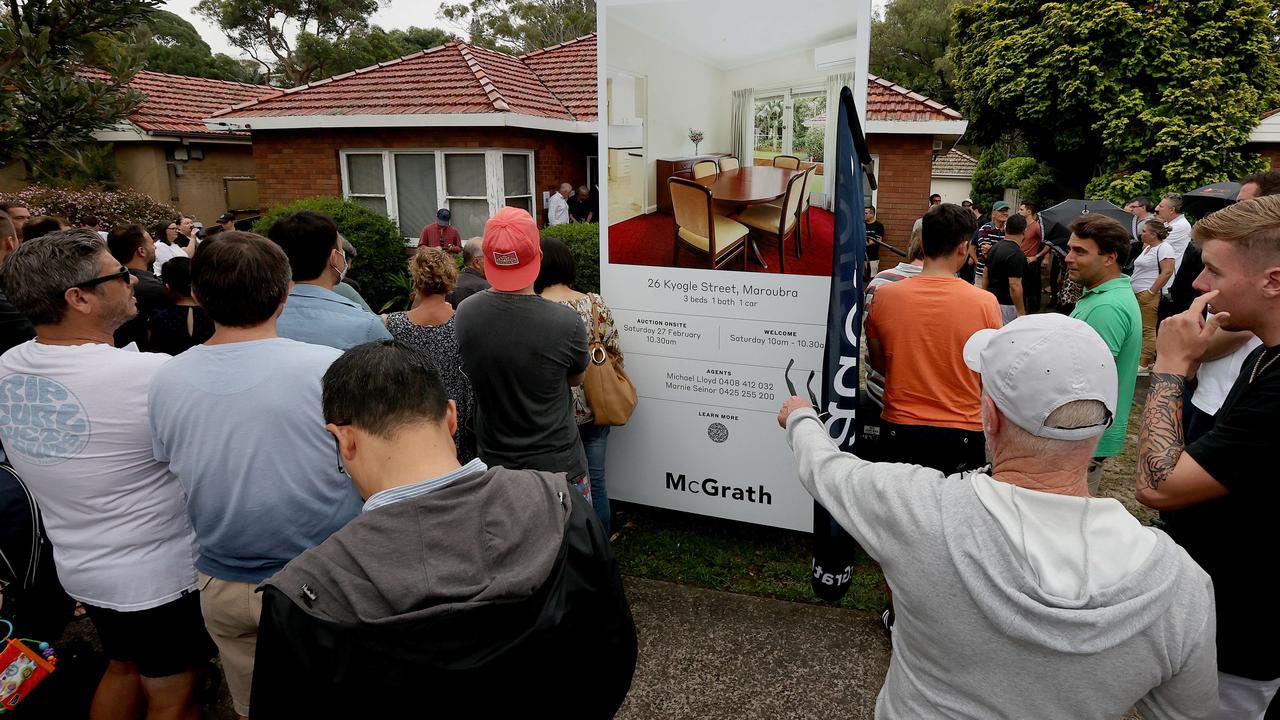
[734,171,807,273]
[760,167,813,255]
[692,160,719,179]
[669,177,750,271]
[719,157,740,172]
[772,155,801,170]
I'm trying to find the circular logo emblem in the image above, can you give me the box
[707,422,729,443]
[0,374,91,466]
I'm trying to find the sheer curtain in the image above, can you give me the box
[730,88,754,166]
[822,72,855,210]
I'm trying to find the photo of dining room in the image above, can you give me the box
[604,0,859,276]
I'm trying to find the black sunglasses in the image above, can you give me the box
[68,266,131,291]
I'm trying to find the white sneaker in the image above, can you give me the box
[1137,365,1150,376]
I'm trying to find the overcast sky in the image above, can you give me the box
[162,0,452,59]
[163,0,888,60]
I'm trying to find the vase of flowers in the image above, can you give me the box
[689,128,704,156]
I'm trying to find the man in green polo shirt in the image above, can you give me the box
[1065,214,1142,494]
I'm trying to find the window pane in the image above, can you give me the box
[346,154,384,194]
[445,154,486,197]
[753,97,783,161]
[792,94,827,162]
[351,196,388,216]
[503,154,530,196]
[505,196,533,215]
[448,199,489,239]
[395,154,439,239]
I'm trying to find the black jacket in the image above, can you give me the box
[447,267,491,309]
[250,467,637,718]
[113,269,171,351]
[0,292,34,356]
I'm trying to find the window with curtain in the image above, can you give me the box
[339,149,537,243]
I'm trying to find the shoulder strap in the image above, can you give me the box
[587,294,603,343]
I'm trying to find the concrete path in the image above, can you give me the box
[618,578,891,719]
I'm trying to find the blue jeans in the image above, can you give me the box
[579,423,611,533]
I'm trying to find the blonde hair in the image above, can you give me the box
[907,226,925,262]
[410,247,458,296]
[1191,194,1280,259]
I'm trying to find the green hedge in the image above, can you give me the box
[542,222,600,294]
[251,197,407,312]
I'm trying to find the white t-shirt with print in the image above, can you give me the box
[0,341,198,611]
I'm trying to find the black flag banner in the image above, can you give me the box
[810,85,876,602]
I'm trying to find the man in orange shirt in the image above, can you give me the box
[1018,201,1049,313]
[866,203,1004,475]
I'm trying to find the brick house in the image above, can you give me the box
[206,35,598,241]
[0,69,278,226]
[864,76,969,260]
[1250,107,1280,169]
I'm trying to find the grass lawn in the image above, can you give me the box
[610,377,1154,610]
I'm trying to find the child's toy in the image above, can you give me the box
[0,619,57,713]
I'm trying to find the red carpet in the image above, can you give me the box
[607,208,835,276]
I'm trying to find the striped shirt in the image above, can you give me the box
[362,458,489,513]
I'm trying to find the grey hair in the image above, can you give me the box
[340,234,357,258]
[462,236,484,264]
[1,228,107,325]
[985,397,1109,460]
[578,185,589,193]
[559,183,573,193]
[1161,193,1183,212]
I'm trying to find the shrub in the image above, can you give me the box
[252,197,407,312]
[542,222,600,294]
[0,185,178,227]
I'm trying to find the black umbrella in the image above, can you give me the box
[1038,199,1132,252]
[1180,181,1239,218]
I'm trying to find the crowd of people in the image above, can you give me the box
[0,200,634,718]
[0,161,1275,718]
[836,174,1280,718]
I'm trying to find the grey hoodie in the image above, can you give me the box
[786,408,1217,719]
[262,465,568,624]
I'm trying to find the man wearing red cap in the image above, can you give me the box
[454,207,591,498]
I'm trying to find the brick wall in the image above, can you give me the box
[251,127,596,226]
[867,133,933,262]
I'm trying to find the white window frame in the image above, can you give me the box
[499,152,535,214]
[752,84,827,161]
[340,148,537,243]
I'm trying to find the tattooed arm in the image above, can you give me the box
[1135,372,1229,510]
[1135,292,1231,510]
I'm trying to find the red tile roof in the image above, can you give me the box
[932,148,978,177]
[211,35,597,123]
[867,74,963,122]
[80,67,279,138]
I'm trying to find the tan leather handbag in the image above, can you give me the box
[583,295,637,426]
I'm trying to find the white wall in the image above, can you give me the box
[931,177,973,205]
[607,16,729,210]
[722,48,853,97]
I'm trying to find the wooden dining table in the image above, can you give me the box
[695,165,804,269]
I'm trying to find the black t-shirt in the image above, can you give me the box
[0,293,35,355]
[113,269,172,351]
[568,195,598,223]
[1169,344,1280,680]
[865,221,885,260]
[454,292,589,479]
[984,239,1027,305]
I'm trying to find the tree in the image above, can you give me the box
[194,0,379,86]
[0,1,158,183]
[133,10,258,82]
[293,25,455,79]
[950,0,1280,202]
[439,0,595,55]
[870,0,959,106]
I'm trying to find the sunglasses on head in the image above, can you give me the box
[67,266,131,291]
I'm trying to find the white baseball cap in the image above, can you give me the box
[963,314,1116,441]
